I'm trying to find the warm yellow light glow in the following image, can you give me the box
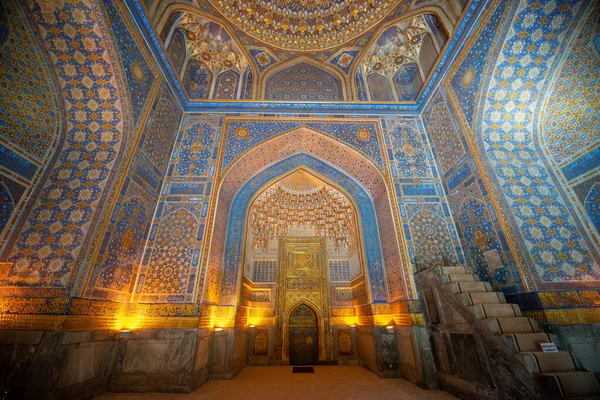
[373,314,411,327]
[214,327,223,331]
[211,306,236,328]
[331,315,359,326]
[114,315,142,331]
[247,315,275,326]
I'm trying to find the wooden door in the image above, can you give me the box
[288,304,318,365]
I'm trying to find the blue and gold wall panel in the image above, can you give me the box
[443,0,600,294]
[1,0,160,304]
[135,115,221,304]
[0,0,62,254]
[85,85,183,302]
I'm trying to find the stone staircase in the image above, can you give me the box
[433,265,600,399]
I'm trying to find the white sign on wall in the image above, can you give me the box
[540,343,558,352]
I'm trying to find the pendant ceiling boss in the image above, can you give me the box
[208,0,399,51]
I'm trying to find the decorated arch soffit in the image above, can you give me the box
[202,124,413,306]
[126,0,487,113]
[444,0,600,291]
[1,0,160,300]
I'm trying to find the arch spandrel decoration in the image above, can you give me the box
[203,127,412,306]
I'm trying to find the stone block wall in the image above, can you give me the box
[110,328,212,393]
[0,328,219,399]
[0,329,119,400]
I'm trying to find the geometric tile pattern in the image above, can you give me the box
[5,0,130,292]
[135,115,221,303]
[81,81,182,301]
[0,183,13,235]
[541,3,600,166]
[387,121,431,178]
[142,205,199,295]
[422,86,523,291]
[166,28,186,76]
[102,0,155,126]
[241,66,253,99]
[329,50,359,75]
[407,204,457,269]
[265,62,342,101]
[478,0,600,288]
[141,85,183,174]
[0,0,61,250]
[85,173,156,301]
[249,49,276,72]
[214,70,239,100]
[183,60,212,99]
[174,121,215,176]
[449,0,511,130]
[422,92,466,174]
[458,198,512,286]
[0,0,60,161]
[385,116,465,277]
[584,183,600,233]
[93,194,150,294]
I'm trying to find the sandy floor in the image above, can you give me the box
[96,366,457,400]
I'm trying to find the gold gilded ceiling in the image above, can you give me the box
[206,0,399,51]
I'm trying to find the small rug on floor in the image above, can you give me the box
[292,366,314,373]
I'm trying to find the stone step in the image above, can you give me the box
[432,266,474,276]
[469,303,521,319]
[445,281,493,294]
[518,351,578,374]
[504,333,553,352]
[456,291,506,306]
[439,273,478,283]
[486,317,541,334]
[541,372,600,398]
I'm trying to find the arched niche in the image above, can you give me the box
[183,59,212,99]
[261,57,347,101]
[367,73,396,102]
[3,0,134,298]
[204,128,411,306]
[214,70,240,100]
[166,27,187,77]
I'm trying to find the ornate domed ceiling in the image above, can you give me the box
[143,0,469,104]
[206,0,400,51]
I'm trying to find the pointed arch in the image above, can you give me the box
[183,59,212,99]
[260,56,348,101]
[3,0,138,298]
[204,128,412,307]
[367,73,395,102]
[214,69,240,100]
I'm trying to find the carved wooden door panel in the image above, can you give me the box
[288,304,318,365]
